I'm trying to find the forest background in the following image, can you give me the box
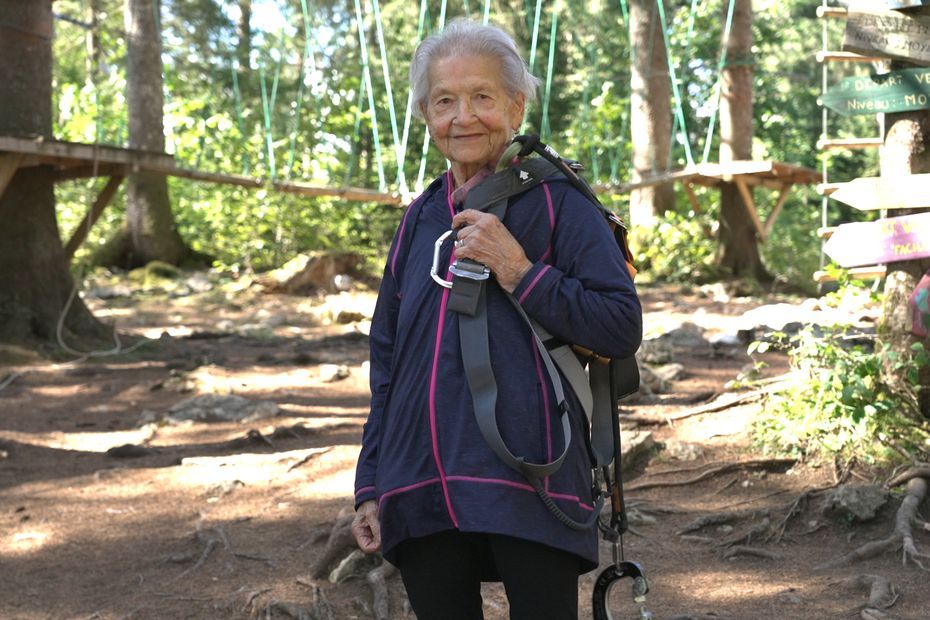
[50,0,879,290]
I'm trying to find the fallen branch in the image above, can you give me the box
[817,477,930,570]
[288,447,333,472]
[241,588,271,614]
[628,458,795,492]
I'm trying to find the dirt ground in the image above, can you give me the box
[1,277,928,620]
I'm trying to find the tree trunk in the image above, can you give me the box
[84,0,102,85]
[877,95,930,418]
[236,0,252,97]
[0,2,105,345]
[106,0,190,268]
[715,0,768,281]
[628,0,674,229]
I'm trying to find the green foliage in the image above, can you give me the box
[753,321,930,463]
[629,209,718,283]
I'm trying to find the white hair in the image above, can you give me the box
[409,18,540,120]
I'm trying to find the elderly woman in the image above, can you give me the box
[352,19,641,620]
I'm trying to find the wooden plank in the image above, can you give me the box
[63,176,125,259]
[814,265,887,283]
[53,163,130,181]
[733,177,767,241]
[843,9,930,65]
[816,50,888,63]
[0,152,23,201]
[763,185,792,239]
[0,136,174,169]
[820,66,930,116]
[823,212,930,267]
[817,137,883,150]
[273,180,403,205]
[830,174,930,210]
[145,164,263,189]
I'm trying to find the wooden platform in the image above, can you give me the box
[599,160,822,242]
[0,136,403,258]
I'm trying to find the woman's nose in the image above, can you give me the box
[454,99,476,122]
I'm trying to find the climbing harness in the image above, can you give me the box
[431,135,651,616]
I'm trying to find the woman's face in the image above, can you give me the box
[423,53,525,184]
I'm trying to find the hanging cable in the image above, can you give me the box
[655,0,694,167]
[528,0,543,74]
[482,0,491,24]
[700,0,736,164]
[353,0,387,191]
[371,0,408,194]
[416,0,448,192]
[540,3,559,141]
[345,67,368,187]
[399,0,429,199]
[668,0,700,170]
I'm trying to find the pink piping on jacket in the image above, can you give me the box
[446,475,594,512]
[377,478,441,511]
[426,171,460,528]
[539,182,556,263]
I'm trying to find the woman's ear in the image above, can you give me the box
[510,93,526,131]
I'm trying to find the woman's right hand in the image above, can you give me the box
[351,500,381,553]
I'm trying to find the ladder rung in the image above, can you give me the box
[816,6,847,18]
[813,265,887,283]
[816,51,886,63]
[817,137,883,150]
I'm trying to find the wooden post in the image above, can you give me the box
[733,177,766,241]
[762,185,791,239]
[64,175,124,259]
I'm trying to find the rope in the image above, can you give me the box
[482,0,491,24]
[540,3,559,141]
[399,0,430,199]
[528,0,543,74]
[344,68,368,186]
[286,0,316,179]
[655,0,694,167]
[259,64,277,181]
[371,0,407,194]
[700,0,736,165]
[353,0,387,190]
[668,0,700,169]
[230,59,250,174]
[416,0,448,192]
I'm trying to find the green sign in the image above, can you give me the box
[821,67,930,116]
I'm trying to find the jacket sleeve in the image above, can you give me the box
[511,183,642,360]
[354,233,403,509]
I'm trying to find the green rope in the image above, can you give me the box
[286,0,316,179]
[482,0,491,24]
[259,65,277,181]
[230,59,250,174]
[400,0,429,193]
[656,0,694,167]
[416,0,448,191]
[528,0,543,74]
[669,0,700,169]
[371,0,407,192]
[540,3,558,142]
[618,0,628,24]
[344,70,368,186]
[701,0,736,165]
[353,0,387,190]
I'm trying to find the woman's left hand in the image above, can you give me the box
[451,209,532,293]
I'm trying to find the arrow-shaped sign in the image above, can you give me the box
[830,174,930,210]
[820,67,930,116]
[824,212,930,268]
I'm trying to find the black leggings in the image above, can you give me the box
[395,530,580,620]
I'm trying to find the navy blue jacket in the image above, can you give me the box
[354,170,642,571]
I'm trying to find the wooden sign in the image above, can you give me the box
[843,9,930,65]
[848,0,930,10]
[823,212,930,268]
[821,67,930,115]
[830,174,930,210]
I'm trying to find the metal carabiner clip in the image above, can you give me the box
[592,559,651,620]
[430,230,490,289]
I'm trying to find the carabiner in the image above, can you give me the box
[592,560,651,620]
[430,229,491,289]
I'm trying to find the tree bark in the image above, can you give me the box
[715,0,768,281]
[0,2,104,344]
[628,0,674,229]
[108,0,191,268]
[877,97,930,418]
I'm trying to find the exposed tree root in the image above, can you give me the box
[721,545,781,560]
[844,574,900,620]
[817,477,930,570]
[627,458,795,492]
[886,466,930,489]
[719,516,771,548]
[677,510,755,535]
[366,562,398,620]
[309,509,356,579]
